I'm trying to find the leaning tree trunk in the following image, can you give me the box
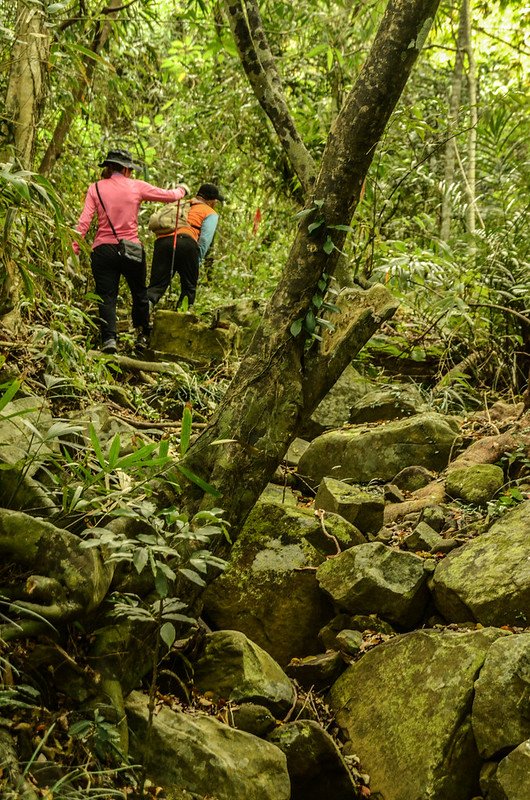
[181,0,442,535]
[39,0,124,176]
[0,0,50,331]
[440,0,467,242]
[223,0,317,194]
[1,0,50,167]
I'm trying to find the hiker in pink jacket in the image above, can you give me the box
[73,148,188,354]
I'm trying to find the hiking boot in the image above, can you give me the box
[134,331,149,356]
[101,338,117,354]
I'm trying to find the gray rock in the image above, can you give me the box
[284,438,310,467]
[349,384,428,424]
[403,521,445,552]
[393,464,436,492]
[432,500,530,627]
[319,614,393,649]
[285,650,344,689]
[317,542,430,628]
[202,501,334,665]
[267,720,358,800]
[472,633,530,758]
[329,627,505,800]
[194,630,295,717]
[298,412,461,488]
[446,464,505,505]
[126,691,290,800]
[301,365,374,439]
[228,704,276,737]
[493,739,530,800]
[420,505,446,532]
[314,478,384,534]
[335,629,363,656]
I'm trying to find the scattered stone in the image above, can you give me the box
[472,633,530,758]
[314,477,384,534]
[317,542,430,628]
[194,630,295,717]
[298,412,461,488]
[393,464,435,492]
[446,463,505,505]
[349,384,427,424]
[304,510,366,555]
[384,483,405,503]
[329,627,505,800]
[228,704,276,737]
[267,720,359,800]
[432,500,530,627]
[403,521,445,552]
[491,739,530,800]
[420,504,446,532]
[126,691,290,800]
[285,651,344,689]
[301,365,373,439]
[284,438,311,467]
[335,629,363,656]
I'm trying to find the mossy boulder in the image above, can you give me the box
[202,502,335,665]
[126,691,290,800]
[489,739,530,800]
[151,310,239,364]
[297,412,461,488]
[329,627,505,800]
[472,633,530,758]
[300,365,374,439]
[314,477,384,534]
[446,464,505,505]
[317,542,430,628]
[432,500,530,627]
[194,630,295,717]
[349,384,428,424]
[267,720,358,800]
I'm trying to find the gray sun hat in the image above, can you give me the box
[99,148,142,171]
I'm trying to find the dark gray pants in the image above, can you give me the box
[91,244,149,342]
[147,234,200,309]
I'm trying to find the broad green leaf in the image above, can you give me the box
[323,237,334,254]
[133,548,149,574]
[179,568,206,587]
[290,318,303,337]
[160,622,176,649]
[180,404,192,456]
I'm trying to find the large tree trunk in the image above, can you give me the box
[38,0,123,176]
[181,0,442,534]
[0,1,50,168]
[223,0,317,194]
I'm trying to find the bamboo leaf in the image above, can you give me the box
[176,464,221,498]
[180,404,192,456]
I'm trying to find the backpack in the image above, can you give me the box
[148,199,191,236]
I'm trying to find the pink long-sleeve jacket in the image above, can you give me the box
[73,172,186,254]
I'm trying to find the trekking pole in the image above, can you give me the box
[169,197,181,278]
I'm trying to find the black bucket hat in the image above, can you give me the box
[99,148,142,171]
[197,183,226,202]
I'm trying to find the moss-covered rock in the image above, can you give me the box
[317,542,430,628]
[202,502,335,665]
[481,740,530,800]
[297,412,461,488]
[349,384,428,424]
[300,365,374,439]
[329,627,505,800]
[194,630,295,717]
[432,500,530,627]
[126,691,290,800]
[267,720,358,800]
[151,310,239,364]
[446,464,505,505]
[314,477,384,534]
[472,633,530,758]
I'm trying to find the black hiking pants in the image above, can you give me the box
[91,244,149,342]
[147,234,200,309]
